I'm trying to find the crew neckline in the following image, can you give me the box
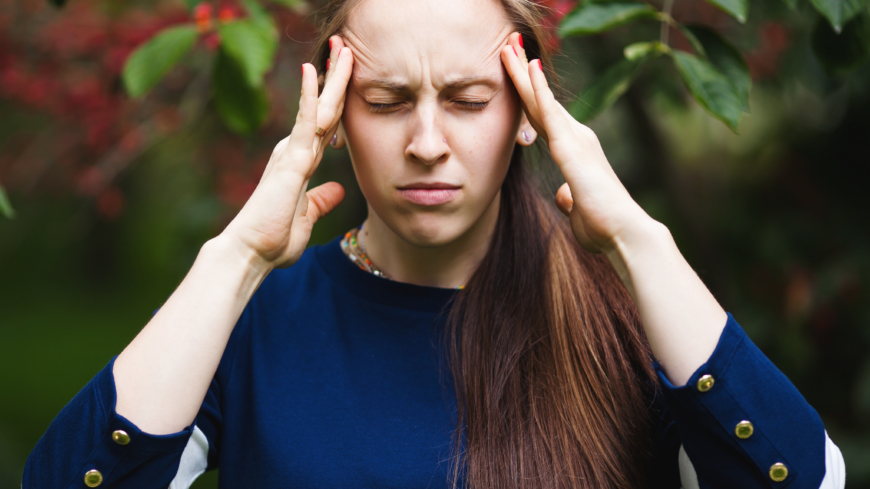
[314,234,459,314]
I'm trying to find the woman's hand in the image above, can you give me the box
[220,37,354,271]
[500,33,656,255]
[502,33,728,385]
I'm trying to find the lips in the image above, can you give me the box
[397,182,460,206]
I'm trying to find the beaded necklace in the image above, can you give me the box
[339,223,466,290]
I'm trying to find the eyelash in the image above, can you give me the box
[367,100,489,113]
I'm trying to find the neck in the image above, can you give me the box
[361,193,501,289]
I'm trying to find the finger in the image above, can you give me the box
[288,63,319,155]
[324,35,344,83]
[514,31,529,65]
[316,46,354,140]
[500,35,544,138]
[528,58,564,142]
[555,182,574,216]
[316,98,345,154]
[305,181,345,224]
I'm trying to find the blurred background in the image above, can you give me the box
[0,0,868,487]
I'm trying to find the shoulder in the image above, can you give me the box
[215,238,342,378]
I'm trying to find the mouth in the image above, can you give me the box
[396,182,461,206]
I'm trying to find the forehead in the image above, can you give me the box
[343,0,513,89]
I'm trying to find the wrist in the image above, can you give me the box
[202,234,274,284]
[612,218,672,260]
[604,218,673,298]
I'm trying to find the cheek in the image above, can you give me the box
[341,94,402,191]
[449,96,520,187]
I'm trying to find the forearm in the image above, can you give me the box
[113,235,271,435]
[605,220,727,386]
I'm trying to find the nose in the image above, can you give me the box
[405,102,449,166]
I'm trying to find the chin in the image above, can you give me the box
[388,211,472,248]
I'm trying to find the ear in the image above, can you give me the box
[515,112,537,146]
[331,121,347,149]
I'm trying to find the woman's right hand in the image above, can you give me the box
[220,37,354,271]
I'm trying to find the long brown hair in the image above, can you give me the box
[311,1,657,487]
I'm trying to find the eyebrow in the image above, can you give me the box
[354,75,501,92]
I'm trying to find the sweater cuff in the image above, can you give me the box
[77,357,193,487]
[652,313,826,488]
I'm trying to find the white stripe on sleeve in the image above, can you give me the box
[168,425,209,489]
[819,432,846,489]
[678,444,700,489]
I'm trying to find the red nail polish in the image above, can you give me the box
[536,59,543,71]
[301,64,305,76]
[519,34,524,49]
[329,39,333,51]
[512,46,518,57]
[326,59,330,72]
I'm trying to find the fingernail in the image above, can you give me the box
[512,46,518,57]
[326,59,330,72]
[331,134,337,146]
[301,64,305,76]
[523,130,530,142]
[329,38,333,51]
[535,59,543,71]
[518,34,524,49]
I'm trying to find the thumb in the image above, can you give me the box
[305,182,345,224]
[555,182,574,216]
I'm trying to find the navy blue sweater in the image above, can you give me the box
[24,235,842,488]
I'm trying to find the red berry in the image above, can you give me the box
[193,3,213,22]
[218,6,237,23]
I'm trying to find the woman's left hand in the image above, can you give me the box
[500,33,656,255]
[500,33,729,385]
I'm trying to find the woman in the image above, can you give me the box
[24,0,846,487]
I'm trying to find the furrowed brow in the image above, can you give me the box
[354,78,409,92]
[354,75,501,92]
[442,76,501,90]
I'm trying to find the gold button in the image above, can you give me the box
[697,374,715,392]
[735,420,754,439]
[769,463,788,482]
[112,429,130,445]
[84,469,103,487]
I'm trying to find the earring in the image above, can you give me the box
[331,134,338,147]
[523,130,531,142]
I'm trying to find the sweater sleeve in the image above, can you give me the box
[652,312,846,489]
[22,355,223,489]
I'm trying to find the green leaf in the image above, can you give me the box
[568,56,649,122]
[182,0,203,10]
[122,25,199,98]
[213,50,269,134]
[812,12,870,74]
[0,183,15,219]
[241,0,275,31]
[702,0,748,23]
[559,2,658,37]
[671,51,743,132]
[809,0,865,32]
[270,0,303,7]
[682,25,751,111]
[624,40,667,60]
[217,19,278,88]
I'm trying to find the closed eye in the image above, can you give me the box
[454,100,488,111]
[368,102,405,113]
[367,100,489,113]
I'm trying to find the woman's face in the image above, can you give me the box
[340,0,529,247]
